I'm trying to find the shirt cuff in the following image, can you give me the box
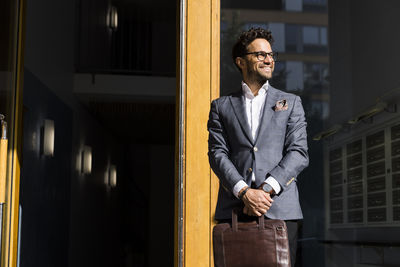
[233,180,248,199]
[265,176,281,194]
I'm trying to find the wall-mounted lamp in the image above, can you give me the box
[109,165,117,187]
[108,6,118,30]
[42,119,55,156]
[81,146,92,174]
[348,102,388,124]
[104,169,110,186]
[313,124,342,141]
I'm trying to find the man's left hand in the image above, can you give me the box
[242,189,273,216]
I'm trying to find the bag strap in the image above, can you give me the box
[258,215,265,229]
[232,208,239,232]
[231,208,264,232]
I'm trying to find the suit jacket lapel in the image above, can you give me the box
[229,91,254,144]
[254,87,280,144]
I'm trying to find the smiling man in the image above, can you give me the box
[208,28,309,266]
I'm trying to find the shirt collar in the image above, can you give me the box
[241,81,269,99]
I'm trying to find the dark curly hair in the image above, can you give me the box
[232,27,274,72]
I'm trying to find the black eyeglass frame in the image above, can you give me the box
[242,51,278,62]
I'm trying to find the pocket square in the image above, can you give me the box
[275,99,288,111]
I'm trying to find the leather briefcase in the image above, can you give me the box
[213,210,291,267]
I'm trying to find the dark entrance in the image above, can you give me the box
[18,0,176,266]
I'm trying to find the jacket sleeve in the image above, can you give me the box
[207,99,245,192]
[269,96,309,191]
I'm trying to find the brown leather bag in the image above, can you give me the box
[213,210,291,267]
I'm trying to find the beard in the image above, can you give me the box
[245,66,270,86]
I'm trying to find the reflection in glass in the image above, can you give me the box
[0,0,18,146]
[0,0,20,261]
[221,0,400,266]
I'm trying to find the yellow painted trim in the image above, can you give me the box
[2,0,25,266]
[175,0,220,266]
[185,0,212,265]
[0,139,8,203]
[209,0,220,266]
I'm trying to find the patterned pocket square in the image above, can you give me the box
[275,99,288,111]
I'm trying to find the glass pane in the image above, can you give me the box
[0,0,18,135]
[19,0,176,266]
[303,26,319,45]
[0,0,20,261]
[220,0,400,266]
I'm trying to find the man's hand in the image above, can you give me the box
[241,188,273,216]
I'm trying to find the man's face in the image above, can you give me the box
[239,38,275,84]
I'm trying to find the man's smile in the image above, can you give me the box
[257,64,273,74]
[260,66,272,71]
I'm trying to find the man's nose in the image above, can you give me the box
[263,56,272,64]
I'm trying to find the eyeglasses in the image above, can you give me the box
[243,51,278,62]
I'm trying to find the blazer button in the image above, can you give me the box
[253,147,258,152]
[248,167,253,172]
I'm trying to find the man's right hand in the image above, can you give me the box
[241,188,273,216]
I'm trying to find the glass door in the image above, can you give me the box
[0,0,24,266]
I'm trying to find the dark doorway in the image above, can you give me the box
[19,0,176,266]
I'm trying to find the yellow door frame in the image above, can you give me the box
[3,0,222,266]
[1,0,25,266]
[175,0,220,266]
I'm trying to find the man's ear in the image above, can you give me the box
[235,57,245,71]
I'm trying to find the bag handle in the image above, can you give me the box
[231,208,264,232]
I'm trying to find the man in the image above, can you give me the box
[208,28,309,266]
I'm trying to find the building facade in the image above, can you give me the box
[1,0,400,266]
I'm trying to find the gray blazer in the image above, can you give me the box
[208,86,309,220]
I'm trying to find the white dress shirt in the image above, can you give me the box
[232,81,281,198]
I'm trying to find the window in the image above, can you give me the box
[303,26,328,53]
[285,24,302,53]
